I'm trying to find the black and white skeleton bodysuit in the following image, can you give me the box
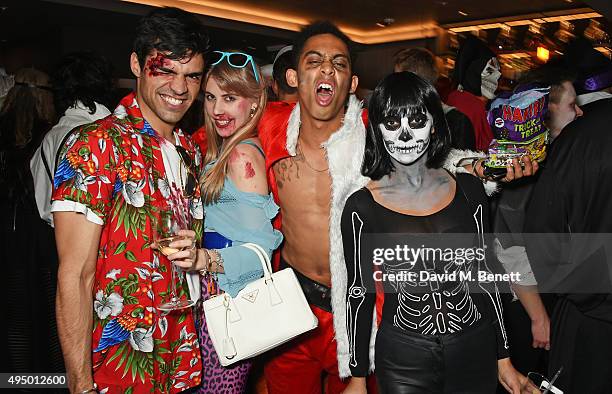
[341,173,508,377]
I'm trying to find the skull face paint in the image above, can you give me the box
[481,57,501,100]
[380,108,433,165]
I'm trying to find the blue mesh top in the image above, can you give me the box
[204,148,283,297]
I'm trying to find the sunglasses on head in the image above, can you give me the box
[210,51,260,83]
[175,145,198,199]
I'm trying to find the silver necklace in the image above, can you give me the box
[297,140,328,173]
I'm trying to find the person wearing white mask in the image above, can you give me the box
[447,36,502,151]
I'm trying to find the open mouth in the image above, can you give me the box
[214,117,234,130]
[387,140,427,154]
[160,94,186,107]
[482,79,499,92]
[315,81,335,106]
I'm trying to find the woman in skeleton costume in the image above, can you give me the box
[340,72,538,394]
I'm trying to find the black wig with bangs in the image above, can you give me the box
[362,71,451,180]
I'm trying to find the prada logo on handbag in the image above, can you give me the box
[242,289,259,303]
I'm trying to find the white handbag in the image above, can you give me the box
[202,242,318,366]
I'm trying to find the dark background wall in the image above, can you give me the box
[353,38,435,90]
[0,0,434,91]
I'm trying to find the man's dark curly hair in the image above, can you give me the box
[133,7,210,68]
[52,51,114,115]
[292,21,355,68]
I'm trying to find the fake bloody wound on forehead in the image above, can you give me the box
[146,53,170,77]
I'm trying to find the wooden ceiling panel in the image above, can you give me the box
[120,0,590,43]
[167,0,584,29]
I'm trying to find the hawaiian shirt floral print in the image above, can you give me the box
[52,93,204,393]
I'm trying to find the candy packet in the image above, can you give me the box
[486,85,550,169]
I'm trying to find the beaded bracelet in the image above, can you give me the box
[199,249,212,276]
[209,249,224,272]
[199,249,224,274]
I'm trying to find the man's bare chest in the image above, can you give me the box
[272,155,332,211]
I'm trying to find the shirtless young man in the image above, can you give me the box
[257,21,536,394]
[258,22,363,394]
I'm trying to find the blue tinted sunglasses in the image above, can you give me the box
[210,51,260,82]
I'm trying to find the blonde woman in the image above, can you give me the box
[170,51,282,393]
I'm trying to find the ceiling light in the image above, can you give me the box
[446,11,601,33]
[458,11,469,16]
[537,46,550,62]
[121,0,436,44]
[376,17,395,28]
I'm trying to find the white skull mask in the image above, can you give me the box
[379,109,433,165]
[481,57,501,100]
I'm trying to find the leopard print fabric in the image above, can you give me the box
[193,274,252,394]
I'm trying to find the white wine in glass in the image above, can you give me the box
[155,213,196,312]
[157,235,186,257]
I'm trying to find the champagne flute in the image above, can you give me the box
[154,210,196,311]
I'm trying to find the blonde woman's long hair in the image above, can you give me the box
[201,55,267,204]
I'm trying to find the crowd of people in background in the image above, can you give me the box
[1,5,612,394]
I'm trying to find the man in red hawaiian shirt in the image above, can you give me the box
[52,8,208,393]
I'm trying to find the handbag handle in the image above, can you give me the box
[241,243,282,305]
[241,243,273,280]
[219,243,275,360]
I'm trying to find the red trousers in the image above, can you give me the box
[264,305,377,394]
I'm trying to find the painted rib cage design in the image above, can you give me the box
[389,203,504,337]
[386,221,481,334]
[389,256,481,335]
[345,203,508,366]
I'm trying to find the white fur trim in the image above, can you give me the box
[323,95,373,378]
[276,97,362,374]
[286,103,301,156]
[443,149,499,196]
[482,180,498,196]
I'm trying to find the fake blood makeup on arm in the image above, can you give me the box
[244,162,255,179]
